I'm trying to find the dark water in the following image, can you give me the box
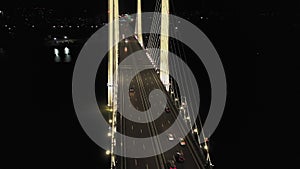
[27,35,246,169]
[30,45,110,168]
[2,13,272,169]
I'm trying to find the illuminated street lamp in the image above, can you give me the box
[105,150,111,155]
[204,144,208,150]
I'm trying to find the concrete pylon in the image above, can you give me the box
[108,1,119,168]
[108,0,119,110]
[160,0,170,91]
[108,0,114,107]
[113,0,119,113]
[135,0,144,47]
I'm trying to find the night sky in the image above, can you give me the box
[1,0,300,169]
[2,0,300,12]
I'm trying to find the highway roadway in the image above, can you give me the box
[114,35,207,169]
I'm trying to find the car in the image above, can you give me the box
[129,87,135,96]
[175,151,185,163]
[179,138,186,146]
[165,106,171,113]
[167,160,176,169]
[168,133,174,141]
[125,39,128,43]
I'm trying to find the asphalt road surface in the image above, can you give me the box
[115,35,207,169]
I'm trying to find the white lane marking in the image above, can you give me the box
[131,125,134,130]
[135,159,138,166]
[146,164,149,169]
[140,129,143,133]
[143,144,146,150]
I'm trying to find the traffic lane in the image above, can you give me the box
[145,69,202,169]
[124,41,168,169]
[119,38,204,169]
[118,69,159,169]
[123,43,201,168]
[118,62,160,168]
[126,42,204,169]
[129,45,181,169]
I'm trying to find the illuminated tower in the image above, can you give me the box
[108,0,114,107]
[108,0,119,109]
[160,0,170,91]
[113,0,119,113]
[108,1,119,169]
[135,0,144,47]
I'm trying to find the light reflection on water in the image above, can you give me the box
[53,47,72,63]
[65,54,71,62]
[54,54,61,62]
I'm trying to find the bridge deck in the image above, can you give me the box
[115,36,206,169]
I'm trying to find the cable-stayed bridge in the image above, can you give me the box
[105,1,213,169]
